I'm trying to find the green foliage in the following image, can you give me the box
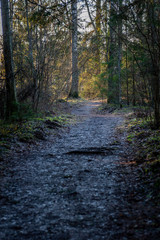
[46,115,66,124]
[107,73,120,104]
[148,135,160,144]
[127,133,135,142]
[94,72,108,99]
[0,0,159,128]
[126,112,160,203]
[127,113,160,163]
[30,8,51,26]
[18,132,34,142]
[0,111,69,146]
[10,103,34,122]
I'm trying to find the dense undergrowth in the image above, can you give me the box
[0,100,76,158]
[0,115,72,156]
[126,116,160,204]
[98,103,160,204]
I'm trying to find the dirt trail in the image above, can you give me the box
[0,101,159,240]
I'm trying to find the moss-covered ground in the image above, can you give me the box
[97,102,160,204]
[125,116,160,204]
[0,100,77,158]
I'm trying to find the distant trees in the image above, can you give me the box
[122,0,160,127]
[0,0,73,118]
[79,0,160,127]
[0,0,159,127]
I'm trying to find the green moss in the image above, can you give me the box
[148,135,160,143]
[127,133,135,142]
[19,133,34,142]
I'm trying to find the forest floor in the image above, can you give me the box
[0,100,160,240]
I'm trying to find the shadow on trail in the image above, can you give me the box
[0,101,159,240]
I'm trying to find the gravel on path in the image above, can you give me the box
[0,101,159,240]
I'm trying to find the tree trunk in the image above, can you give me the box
[1,0,17,119]
[104,1,109,64]
[69,0,79,98]
[132,55,136,106]
[117,0,122,107]
[25,0,37,109]
[108,0,116,103]
[126,48,129,105]
[148,0,160,128]
[95,0,101,75]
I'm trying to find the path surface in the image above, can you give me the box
[0,101,159,240]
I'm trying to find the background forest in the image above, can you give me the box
[0,0,160,127]
[0,2,160,237]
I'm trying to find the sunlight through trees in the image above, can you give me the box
[0,0,159,127]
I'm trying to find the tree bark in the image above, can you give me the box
[69,0,79,98]
[132,55,136,106]
[148,0,160,128]
[1,0,17,119]
[25,0,38,109]
[125,47,129,105]
[125,2,129,106]
[108,0,116,103]
[117,0,122,107]
[95,0,101,75]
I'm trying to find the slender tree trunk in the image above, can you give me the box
[117,0,122,107]
[148,0,160,127]
[25,0,34,71]
[104,1,109,63]
[132,55,136,106]
[104,0,110,101]
[95,0,101,75]
[124,0,129,105]
[1,0,17,119]
[108,0,116,103]
[25,0,38,109]
[153,74,160,128]
[126,49,129,105]
[69,0,79,98]
[9,0,14,42]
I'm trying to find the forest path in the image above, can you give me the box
[0,101,159,240]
